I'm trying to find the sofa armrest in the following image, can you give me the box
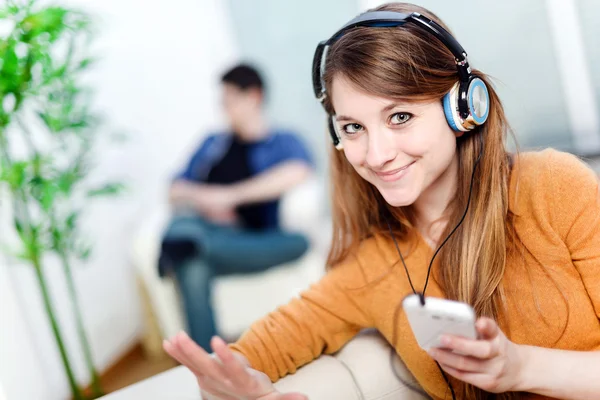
[275,330,425,400]
[274,354,363,400]
[334,330,424,400]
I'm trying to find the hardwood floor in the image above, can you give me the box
[80,343,178,398]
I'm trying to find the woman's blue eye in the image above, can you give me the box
[342,123,364,134]
[390,112,412,125]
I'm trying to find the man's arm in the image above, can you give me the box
[169,160,312,214]
[230,160,312,205]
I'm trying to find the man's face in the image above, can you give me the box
[221,83,262,129]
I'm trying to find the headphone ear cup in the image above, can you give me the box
[466,77,490,126]
[443,83,462,132]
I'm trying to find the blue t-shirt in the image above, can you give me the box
[176,130,313,229]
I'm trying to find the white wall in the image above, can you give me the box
[0,0,238,399]
[0,382,6,400]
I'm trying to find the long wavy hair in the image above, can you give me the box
[322,3,520,399]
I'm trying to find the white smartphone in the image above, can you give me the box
[402,294,477,351]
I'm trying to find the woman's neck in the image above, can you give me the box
[412,154,459,247]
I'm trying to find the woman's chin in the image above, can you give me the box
[378,187,418,208]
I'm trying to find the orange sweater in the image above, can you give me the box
[230,150,600,399]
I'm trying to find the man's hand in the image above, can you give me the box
[169,180,197,205]
[170,181,239,223]
[202,207,239,225]
[190,184,239,213]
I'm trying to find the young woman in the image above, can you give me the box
[163,3,600,399]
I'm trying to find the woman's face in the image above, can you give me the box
[330,76,459,209]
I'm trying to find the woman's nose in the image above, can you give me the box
[365,128,397,169]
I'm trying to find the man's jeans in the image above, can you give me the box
[161,215,309,350]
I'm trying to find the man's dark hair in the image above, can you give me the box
[221,63,264,93]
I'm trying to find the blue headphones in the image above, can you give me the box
[312,11,490,149]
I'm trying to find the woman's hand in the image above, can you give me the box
[163,332,308,400]
[428,317,525,393]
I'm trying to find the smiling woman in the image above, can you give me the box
[164,3,600,400]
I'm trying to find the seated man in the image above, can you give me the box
[159,63,314,351]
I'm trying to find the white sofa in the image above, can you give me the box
[100,330,425,400]
[131,177,331,341]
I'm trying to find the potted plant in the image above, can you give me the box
[0,1,123,398]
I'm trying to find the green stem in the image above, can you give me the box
[0,134,85,400]
[57,249,104,397]
[32,244,85,400]
[17,101,103,397]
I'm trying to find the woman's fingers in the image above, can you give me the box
[476,317,500,340]
[212,336,257,391]
[165,332,287,399]
[163,333,202,375]
[429,348,487,373]
[167,332,230,383]
[163,338,197,374]
[437,363,490,388]
[197,375,238,400]
[163,339,183,363]
[439,334,499,359]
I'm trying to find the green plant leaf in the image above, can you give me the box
[51,226,62,248]
[2,44,18,76]
[54,168,80,193]
[0,244,25,262]
[68,239,92,261]
[13,218,29,244]
[31,153,44,176]
[7,5,20,16]
[20,223,42,261]
[67,119,88,130]
[65,211,78,231]
[1,42,20,94]
[86,182,124,197]
[79,246,91,260]
[14,218,24,234]
[76,57,95,71]
[40,183,58,211]
[4,161,28,189]
[29,176,61,211]
[37,111,61,132]
[15,250,34,263]
[20,7,69,43]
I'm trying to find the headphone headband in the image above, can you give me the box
[312,11,472,103]
[313,10,488,148]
